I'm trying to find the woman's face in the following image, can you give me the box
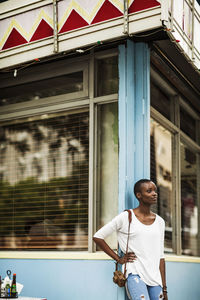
[137,181,158,205]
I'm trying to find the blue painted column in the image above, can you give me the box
[118,40,150,214]
[118,38,150,300]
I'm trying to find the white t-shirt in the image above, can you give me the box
[93,210,165,286]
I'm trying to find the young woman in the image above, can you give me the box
[93,179,168,300]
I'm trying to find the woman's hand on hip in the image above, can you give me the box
[118,252,137,264]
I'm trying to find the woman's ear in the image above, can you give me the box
[136,192,141,200]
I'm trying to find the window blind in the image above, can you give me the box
[0,110,89,250]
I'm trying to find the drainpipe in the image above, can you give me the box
[53,0,58,53]
[123,0,129,35]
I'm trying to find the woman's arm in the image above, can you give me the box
[93,237,136,264]
[160,258,168,300]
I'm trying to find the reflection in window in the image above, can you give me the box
[0,72,83,106]
[181,144,199,256]
[96,56,118,96]
[96,102,118,249]
[150,119,173,253]
[0,111,89,250]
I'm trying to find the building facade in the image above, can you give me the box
[0,1,200,299]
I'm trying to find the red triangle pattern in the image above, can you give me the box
[91,0,122,24]
[59,9,89,33]
[129,0,160,13]
[1,1,161,50]
[30,19,53,42]
[2,27,28,50]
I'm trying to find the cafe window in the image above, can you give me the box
[95,55,118,97]
[0,51,119,251]
[0,72,84,106]
[151,68,200,257]
[150,82,171,120]
[0,111,89,250]
[180,107,196,141]
[0,61,88,109]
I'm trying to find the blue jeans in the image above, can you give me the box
[127,274,163,300]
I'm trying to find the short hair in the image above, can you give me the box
[134,179,152,198]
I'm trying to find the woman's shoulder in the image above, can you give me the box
[112,210,130,224]
[156,214,165,225]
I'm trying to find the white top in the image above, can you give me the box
[94,210,165,286]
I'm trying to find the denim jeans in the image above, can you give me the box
[126,274,163,300]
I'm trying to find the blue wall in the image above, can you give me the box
[0,259,200,300]
[0,259,116,300]
[166,261,200,299]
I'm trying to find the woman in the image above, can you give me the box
[93,179,168,300]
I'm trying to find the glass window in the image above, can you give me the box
[151,67,200,257]
[0,111,89,250]
[150,118,173,253]
[96,102,118,249]
[96,56,118,97]
[180,107,196,141]
[181,144,199,256]
[151,82,171,120]
[0,72,83,106]
[0,51,119,253]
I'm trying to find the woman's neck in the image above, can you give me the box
[134,205,151,216]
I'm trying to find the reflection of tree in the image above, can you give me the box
[0,112,89,249]
[0,163,88,249]
[0,112,88,180]
[0,112,88,160]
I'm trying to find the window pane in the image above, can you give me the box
[0,72,83,106]
[96,102,118,249]
[181,144,199,256]
[0,111,89,250]
[151,82,171,120]
[150,118,173,253]
[180,107,196,141]
[96,56,118,96]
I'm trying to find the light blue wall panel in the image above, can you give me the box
[0,259,117,300]
[134,43,150,182]
[1,259,200,300]
[166,261,200,299]
[118,40,150,211]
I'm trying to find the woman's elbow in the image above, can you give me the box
[93,236,103,244]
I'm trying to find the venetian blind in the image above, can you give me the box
[0,110,89,250]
